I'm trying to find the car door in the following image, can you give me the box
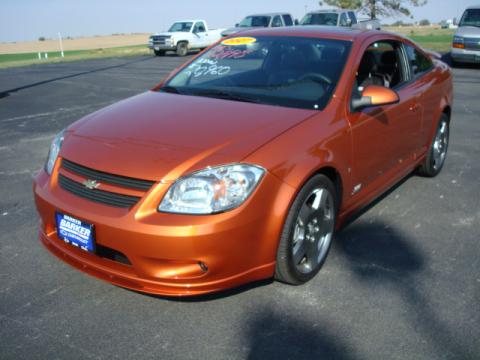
[193,22,208,48]
[347,40,423,194]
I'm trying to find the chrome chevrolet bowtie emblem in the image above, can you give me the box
[83,179,100,190]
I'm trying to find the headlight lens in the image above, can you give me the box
[45,130,65,175]
[158,164,265,214]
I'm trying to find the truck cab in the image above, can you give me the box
[451,6,480,64]
[300,9,381,30]
[148,20,224,56]
[221,13,295,37]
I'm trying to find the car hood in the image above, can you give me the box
[61,91,315,181]
[455,26,480,38]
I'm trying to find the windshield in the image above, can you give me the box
[459,9,480,27]
[238,16,271,27]
[301,13,339,26]
[162,36,351,110]
[168,22,193,32]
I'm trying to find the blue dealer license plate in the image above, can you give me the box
[55,212,95,252]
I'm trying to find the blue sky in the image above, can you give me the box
[0,0,478,42]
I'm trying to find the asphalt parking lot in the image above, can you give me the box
[0,54,479,360]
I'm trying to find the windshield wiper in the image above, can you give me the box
[188,89,262,104]
[160,85,181,94]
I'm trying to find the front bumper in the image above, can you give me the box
[33,166,294,296]
[451,47,480,63]
[148,43,176,51]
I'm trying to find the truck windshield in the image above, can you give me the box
[459,9,480,27]
[161,36,351,111]
[238,16,271,27]
[301,13,339,26]
[168,22,193,32]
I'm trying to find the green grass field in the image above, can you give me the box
[387,26,455,52]
[0,44,150,68]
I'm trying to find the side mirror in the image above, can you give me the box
[294,19,299,25]
[351,85,399,111]
[235,23,239,27]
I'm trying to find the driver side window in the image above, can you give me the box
[355,41,405,95]
[194,22,206,33]
[272,15,283,27]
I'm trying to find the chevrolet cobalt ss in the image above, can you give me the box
[34,28,453,296]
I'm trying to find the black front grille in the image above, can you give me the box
[62,159,155,191]
[58,174,141,208]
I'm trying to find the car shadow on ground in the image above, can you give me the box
[332,220,470,359]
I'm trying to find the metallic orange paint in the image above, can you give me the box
[33,27,453,296]
[363,85,400,106]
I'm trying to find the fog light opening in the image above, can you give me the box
[198,261,208,273]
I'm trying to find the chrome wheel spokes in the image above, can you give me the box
[292,187,335,274]
[432,119,449,170]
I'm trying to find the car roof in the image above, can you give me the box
[307,9,355,14]
[466,5,480,9]
[246,13,291,17]
[235,25,377,41]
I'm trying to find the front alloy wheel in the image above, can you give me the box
[275,174,337,284]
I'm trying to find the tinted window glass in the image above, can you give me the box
[238,16,271,27]
[301,13,339,26]
[164,36,352,110]
[339,13,349,26]
[459,8,480,27]
[348,12,357,24]
[405,45,433,76]
[194,22,206,33]
[282,14,293,26]
[356,41,404,90]
[272,16,283,27]
[168,22,193,32]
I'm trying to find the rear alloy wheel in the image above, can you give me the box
[176,42,188,57]
[275,174,337,285]
[417,114,449,177]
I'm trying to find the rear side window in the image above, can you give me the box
[272,15,283,27]
[282,14,293,26]
[339,13,349,26]
[405,45,433,76]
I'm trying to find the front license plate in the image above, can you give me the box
[55,212,95,252]
[154,46,160,50]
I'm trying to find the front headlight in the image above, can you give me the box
[45,130,65,175]
[158,164,265,214]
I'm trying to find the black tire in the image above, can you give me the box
[417,113,450,177]
[154,50,165,56]
[176,42,188,56]
[275,174,338,285]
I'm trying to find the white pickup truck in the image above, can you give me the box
[300,9,381,30]
[148,20,224,56]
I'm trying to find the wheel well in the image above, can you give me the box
[177,40,188,46]
[315,167,343,208]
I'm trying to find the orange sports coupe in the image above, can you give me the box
[34,27,453,296]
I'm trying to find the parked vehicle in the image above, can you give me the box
[221,13,295,37]
[148,20,224,56]
[301,9,381,30]
[34,27,452,296]
[451,6,480,64]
